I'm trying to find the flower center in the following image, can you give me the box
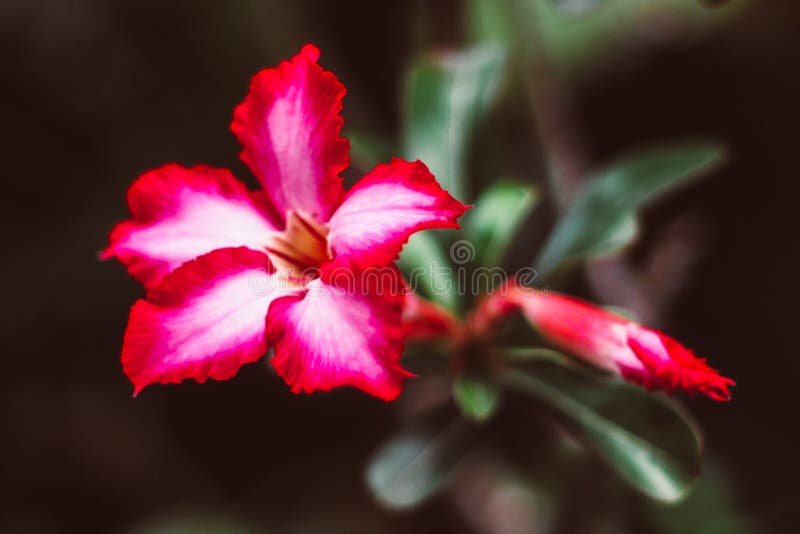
[265,210,331,278]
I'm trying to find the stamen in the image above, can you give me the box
[295,212,328,244]
[264,210,331,277]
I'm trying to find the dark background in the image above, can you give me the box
[2,0,798,532]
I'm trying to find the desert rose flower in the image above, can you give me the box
[104,45,468,400]
[506,288,734,401]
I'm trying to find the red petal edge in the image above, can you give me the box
[627,332,736,402]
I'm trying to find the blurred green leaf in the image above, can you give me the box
[602,305,640,322]
[398,231,459,311]
[504,360,702,503]
[403,44,507,201]
[466,0,515,44]
[366,416,470,510]
[453,374,500,423]
[462,182,539,268]
[550,0,605,15]
[648,460,758,534]
[504,346,571,364]
[133,513,257,534]
[535,141,725,276]
[345,129,395,172]
[524,0,746,78]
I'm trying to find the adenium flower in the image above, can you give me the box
[104,44,468,400]
[505,287,735,401]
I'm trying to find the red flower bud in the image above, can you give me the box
[510,289,734,401]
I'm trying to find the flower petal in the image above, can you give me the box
[122,247,292,395]
[511,289,629,374]
[231,44,348,223]
[626,330,735,402]
[103,164,278,288]
[328,158,469,266]
[266,262,411,400]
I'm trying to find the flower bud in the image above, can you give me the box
[510,289,734,401]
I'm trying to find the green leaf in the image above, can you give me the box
[536,142,726,276]
[602,305,639,322]
[366,416,471,510]
[503,360,702,503]
[453,375,500,423]
[403,44,507,201]
[133,513,258,534]
[466,0,515,45]
[647,461,759,534]
[523,0,746,78]
[550,0,605,15]
[345,129,394,172]
[398,231,459,311]
[504,346,571,364]
[462,182,539,268]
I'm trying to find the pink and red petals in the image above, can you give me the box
[109,45,467,399]
[103,164,278,288]
[266,264,412,401]
[327,158,469,267]
[122,247,290,395]
[231,44,348,223]
[627,332,735,401]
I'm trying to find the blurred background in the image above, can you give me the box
[2,0,799,532]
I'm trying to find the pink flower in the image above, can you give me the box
[104,45,468,400]
[505,288,735,401]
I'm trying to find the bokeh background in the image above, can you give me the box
[2,0,799,532]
